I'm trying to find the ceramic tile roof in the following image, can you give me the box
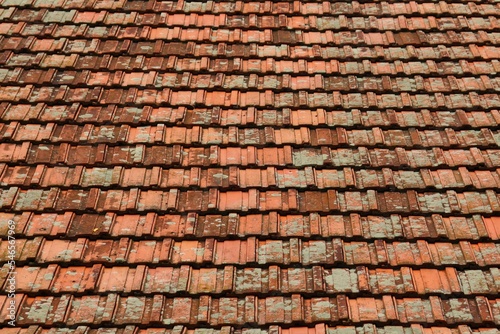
[1,0,500,333]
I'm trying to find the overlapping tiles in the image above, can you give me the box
[3,165,500,190]
[1,326,499,334]
[1,0,500,331]
[1,124,500,147]
[3,294,500,326]
[4,237,500,267]
[6,264,500,296]
[2,105,500,129]
[2,211,499,240]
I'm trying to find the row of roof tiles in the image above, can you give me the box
[1,188,500,213]
[2,60,500,78]
[2,144,499,168]
[2,105,499,129]
[4,237,500,266]
[3,71,500,93]
[0,0,127,9]
[3,165,500,191]
[2,87,500,109]
[2,211,499,240]
[5,264,500,295]
[4,51,500,72]
[1,124,498,147]
[2,325,499,334]
[1,0,498,16]
[3,212,499,240]
[2,32,500,51]
[2,45,500,61]
[2,14,500,31]
[4,294,500,326]
[2,63,500,84]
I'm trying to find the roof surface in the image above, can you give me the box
[1,0,500,333]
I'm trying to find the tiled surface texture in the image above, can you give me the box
[1,0,500,332]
